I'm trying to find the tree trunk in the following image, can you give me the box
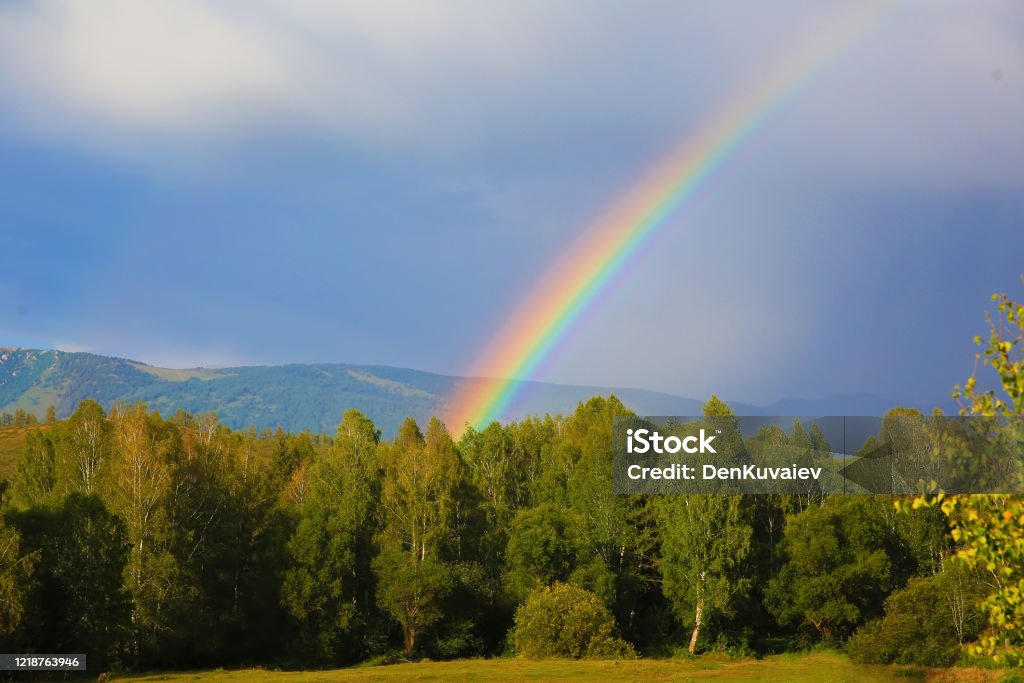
[403,624,414,653]
[688,600,703,654]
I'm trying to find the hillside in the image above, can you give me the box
[0,348,906,437]
[0,424,46,482]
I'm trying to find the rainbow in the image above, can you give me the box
[447,3,895,433]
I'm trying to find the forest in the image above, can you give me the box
[0,291,1020,673]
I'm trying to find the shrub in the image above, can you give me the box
[847,567,984,667]
[512,582,635,659]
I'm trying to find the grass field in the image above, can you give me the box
[0,424,40,482]
[119,653,1010,683]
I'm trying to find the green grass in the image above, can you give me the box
[115,653,1006,683]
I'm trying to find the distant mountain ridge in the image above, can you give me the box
[0,348,913,437]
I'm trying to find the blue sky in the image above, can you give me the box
[0,1,1022,408]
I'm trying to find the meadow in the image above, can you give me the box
[0,424,37,480]
[116,653,1009,683]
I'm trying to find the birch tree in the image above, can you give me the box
[657,494,752,653]
[656,397,753,653]
[105,403,174,659]
[375,417,460,653]
[59,399,109,494]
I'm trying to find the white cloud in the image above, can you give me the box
[0,0,559,144]
[0,1,822,149]
[0,2,297,130]
[0,0,1019,166]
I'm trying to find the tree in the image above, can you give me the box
[565,397,635,574]
[847,563,985,666]
[272,431,316,488]
[767,497,897,641]
[374,547,451,654]
[375,417,464,654]
[656,396,753,654]
[58,399,110,494]
[459,419,552,573]
[281,410,381,663]
[378,417,461,563]
[657,494,752,653]
[108,404,171,615]
[45,405,57,424]
[504,504,577,601]
[10,494,130,668]
[0,518,35,639]
[101,404,179,664]
[906,285,1024,663]
[780,419,827,511]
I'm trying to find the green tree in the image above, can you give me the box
[168,411,290,664]
[657,494,752,653]
[459,418,553,574]
[0,518,34,639]
[281,410,381,663]
[272,430,317,489]
[105,404,174,657]
[504,503,576,601]
[378,418,461,562]
[57,399,110,494]
[767,497,897,641]
[906,285,1024,663]
[11,494,130,668]
[375,417,464,653]
[785,419,827,511]
[847,562,985,666]
[656,396,753,654]
[374,546,451,654]
[561,404,629,606]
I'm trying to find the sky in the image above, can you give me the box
[0,0,1022,408]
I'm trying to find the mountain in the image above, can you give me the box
[0,347,910,437]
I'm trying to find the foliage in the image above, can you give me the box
[766,497,898,642]
[374,547,452,654]
[655,397,753,654]
[657,494,752,653]
[955,289,1024,416]
[512,582,635,659]
[281,410,380,663]
[906,284,1024,665]
[0,517,34,639]
[12,429,57,507]
[847,564,985,666]
[0,384,1006,670]
[504,503,577,601]
[8,493,130,668]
